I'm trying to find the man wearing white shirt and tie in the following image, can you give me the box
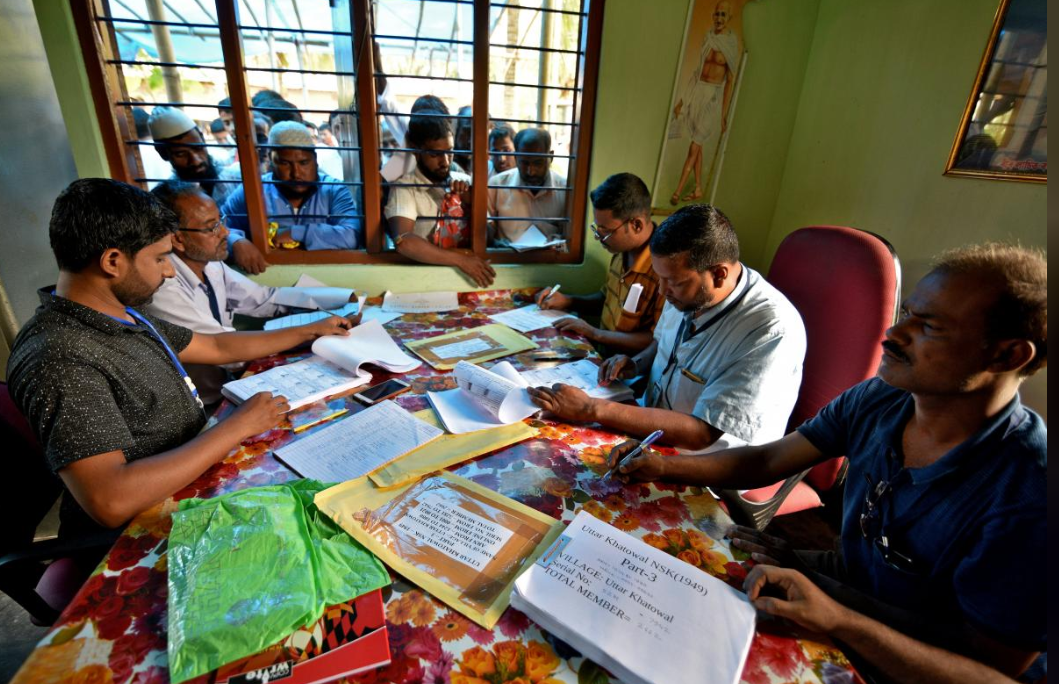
[147,181,359,406]
[529,204,806,452]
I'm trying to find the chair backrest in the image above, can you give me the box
[0,382,61,552]
[767,226,900,492]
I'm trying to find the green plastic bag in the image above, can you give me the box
[167,479,389,683]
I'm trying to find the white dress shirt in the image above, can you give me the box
[646,265,806,449]
[146,255,354,403]
[384,165,472,240]
[486,168,568,241]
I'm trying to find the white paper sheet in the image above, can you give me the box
[263,295,365,331]
[522,359,635,402]
[294,274,328,288]
[361,307,404,326]
[488,304,577,333]
[222,319,419,409]
[312,318,421,373]
[427,361,538,433]
[221,356,371,409]
[512,512,756,684]
[382,290,459,313]
[274,400,443,482]
[509,224,566,252]
[430,337,494,360]
[393,490,515,570]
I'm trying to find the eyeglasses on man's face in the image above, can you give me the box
[178,215,227,235]
[590,218,631,243]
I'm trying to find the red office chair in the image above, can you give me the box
[719,226,901,530]
[0,382,116,624]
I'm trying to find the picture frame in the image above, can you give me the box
[944,0,1046,183]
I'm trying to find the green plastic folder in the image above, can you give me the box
[166,479,389,684]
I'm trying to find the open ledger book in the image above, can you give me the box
[221,319,420,409]
[427,359,635,434]
[512,511,757,684]
[427,361,539,434]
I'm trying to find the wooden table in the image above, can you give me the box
[12,289,863,684]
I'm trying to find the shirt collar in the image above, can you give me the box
[623,234,656,276]
[36,287,145,337]
[905,394,1027,485]
[688,263,748,329]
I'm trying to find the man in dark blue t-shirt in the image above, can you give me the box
[608,243,1046,680]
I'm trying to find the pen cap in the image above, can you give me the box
[623,283,643,313]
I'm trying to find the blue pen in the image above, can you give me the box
[604,429,664,480]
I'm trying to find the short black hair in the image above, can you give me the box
[209,118,226,134]
[407,111,452,148]
[150,180,206,222]
[514,127,550,151]
[589,173,651,221]
[411,95,449,115]
[257,97,303,124]
[132,107,151,139]
[650,204,739,271]
[251,89,283,106]
[489,124,514,148]
[50,179,179,273]
[217,96,232,112]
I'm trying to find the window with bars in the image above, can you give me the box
[73,0,603,268]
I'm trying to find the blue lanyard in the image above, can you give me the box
[125,309,205,410]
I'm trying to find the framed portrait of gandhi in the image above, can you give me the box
[652,0,751,214]
[945,0,1046,182]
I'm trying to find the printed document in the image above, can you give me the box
[274,400,443,482]
[509,225,566,252]
[427,361,539,433]
[512,511,756,684]
[488,304,576,333]
[405,324,538,370]
[264,295,364,331]
[522,359,635,402]
[221,319,420,409]
[382,290,459,313]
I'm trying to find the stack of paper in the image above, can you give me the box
[381,290,459,313]
[522,358,635,402]
[488,304,577,333]
[221,320,420,409]
[508,225,566,252]
[427,361,539,434]
[512,512,757,684]
[274,400,443,482]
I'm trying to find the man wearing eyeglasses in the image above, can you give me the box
[147,181,358,406]
[530,204,806,455]
[534,173,667,355]
[607,243,1048,680]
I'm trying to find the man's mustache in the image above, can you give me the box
[882,340,909,362]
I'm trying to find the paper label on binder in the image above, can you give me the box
[395,491,514,569]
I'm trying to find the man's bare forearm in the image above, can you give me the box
[832,610,1018,684]
[396,233,465,267]
[586,327,654,355]
[589,400,720,450]
[64,418,252,528]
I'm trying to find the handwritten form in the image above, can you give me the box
[221,357,370,409]
[488,304,576,333]
[274,400,443,482]
[522,359,635,402]
[382,290,460,313]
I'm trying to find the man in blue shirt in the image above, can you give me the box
[223,121,363,250]
[609,243,1047,679]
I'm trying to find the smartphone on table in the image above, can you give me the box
[353,378,411,405]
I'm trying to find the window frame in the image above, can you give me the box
[73,0,605,266]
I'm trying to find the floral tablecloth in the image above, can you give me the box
[13,289,862,684]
